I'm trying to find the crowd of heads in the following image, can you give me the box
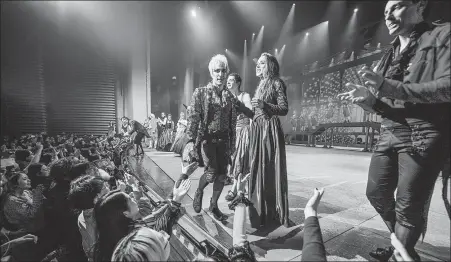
[0,131,173,261]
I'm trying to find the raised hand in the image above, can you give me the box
[251,98,264,109]
[172,179,192,203]
[304,188,325,218]
[358,66,384,91]
[181,161,199,177]
[337,83,371,103]
[237,173,251,192]
[14,234,38,244]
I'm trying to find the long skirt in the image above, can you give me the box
[229,125,251,178]
[157,129,174,151]
[171,132,190,155]
[248,115,289,228]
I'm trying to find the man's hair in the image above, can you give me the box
[412,0,431,19]
[40,153,53,166]
[14,150,30,162]
[208,54,230,77]
[68,175,105,210]
[229,73,242,90]
[49,156,81,183]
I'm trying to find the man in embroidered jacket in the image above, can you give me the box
[186,54,237,221]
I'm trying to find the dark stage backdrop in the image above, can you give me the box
[1,2,121,137]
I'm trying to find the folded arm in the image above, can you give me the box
[262,79,289,116]
[3,187,44,227]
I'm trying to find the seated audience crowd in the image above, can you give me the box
[1,132,410,261]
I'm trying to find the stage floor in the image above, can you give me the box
[144,145,450,261]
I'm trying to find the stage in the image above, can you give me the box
[139,145,449,261]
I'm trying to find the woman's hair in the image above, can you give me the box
[260,52,280,79]
[27,163,43,177]
[94,190,135,262]
[208,54,230,77]
[254,53,284,101]
[14,150,30,162]
[68,175,105,210]
[229,73,242,90]
[111,227,170,261]
[27,163,45,188]
[6,172,24,192]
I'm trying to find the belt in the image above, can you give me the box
[204,132,229,143]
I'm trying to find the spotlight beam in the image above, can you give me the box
[224,49,241,74]
[251,25,264,59]
[242,39,248,91]
[276,4,295,49]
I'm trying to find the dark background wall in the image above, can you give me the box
[1,2,129,136]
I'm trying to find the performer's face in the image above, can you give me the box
[161,113,165,118]
[384,1,423,36]
[227,75,239,90]
[211,64,227,88]
[180,112,185,119]
[256,56,267,78]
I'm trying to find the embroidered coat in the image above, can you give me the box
[186,82,238,157]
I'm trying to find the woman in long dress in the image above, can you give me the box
[157,114,175,151]
[170,112,188,154]
[223,72,252,198]
[248,52,289,228]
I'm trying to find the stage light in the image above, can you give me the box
[225,49,228,52]
[191,9,197,17]
[252,33,255,35]
[305,32,309,36]
[354,8,358,13]
[275,48,278,52]
[293,3,295,6]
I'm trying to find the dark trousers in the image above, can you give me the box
[197,139,228,207]
[366,126,448,257]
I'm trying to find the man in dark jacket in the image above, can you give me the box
[121,117,150,157]
[338,1,450,260]
[186,54,237,221]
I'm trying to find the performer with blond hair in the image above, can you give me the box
[186,54,237,221]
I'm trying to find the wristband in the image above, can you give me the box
[170,200,182,208]
[228,192,252,210]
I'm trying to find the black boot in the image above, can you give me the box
[209,178,227,220]
[369,246,394,261]
[209,201,228,221]
[193,189,204,213]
